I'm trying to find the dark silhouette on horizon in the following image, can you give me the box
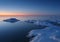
[3,18,20,23]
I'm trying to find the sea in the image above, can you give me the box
[0,15,60,42]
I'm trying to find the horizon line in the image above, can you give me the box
[0,14,59,16]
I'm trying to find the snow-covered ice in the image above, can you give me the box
[27,19,60,42]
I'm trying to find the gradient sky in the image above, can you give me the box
[0,0,60,15]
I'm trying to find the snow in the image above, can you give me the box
[27,19,60,42]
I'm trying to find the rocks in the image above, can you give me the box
[3,18,20,23]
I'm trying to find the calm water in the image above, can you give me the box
[0,16,60,42]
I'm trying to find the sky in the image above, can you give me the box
[0,0,60,15]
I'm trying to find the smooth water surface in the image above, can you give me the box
[0,15,60,42]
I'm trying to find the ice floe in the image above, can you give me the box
[27,19,60,42]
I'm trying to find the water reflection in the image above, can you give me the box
[0,16,43,42]
[0,16,60,42]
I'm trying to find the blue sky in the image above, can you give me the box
[0,0,60,15]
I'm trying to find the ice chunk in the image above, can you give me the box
[46,20,60,27]
[25,20,37,23]
[34,20,52,26]
[28,26,60,42]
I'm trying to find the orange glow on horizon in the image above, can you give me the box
[0,11,41,16]
[0,11,28,16]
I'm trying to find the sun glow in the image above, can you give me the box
[0,11,40,16]
[0,11,26,16]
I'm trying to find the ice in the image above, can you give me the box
[25,20,56,27]
[34,20,53,26]
[27,19,60,42]
[25,20,37,23]
[27,26,60,42]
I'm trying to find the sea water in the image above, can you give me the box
[0,15,60,42]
